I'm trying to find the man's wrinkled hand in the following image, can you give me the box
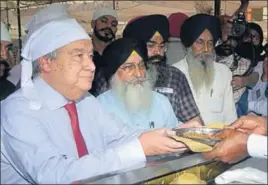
[203,129,249,164]
[139,128,187,156]
[228,115,267,135]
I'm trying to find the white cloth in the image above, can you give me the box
[172,58,237,125]
[21,18,90,109]
[1,22,11,42]
[247,134,267,159]
[215,157,267,184]
[26,3,70,32]
[22,3,71,47]
[215,167,267,184]
[92,7,117,21]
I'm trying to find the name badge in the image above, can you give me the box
[155,87,174,94]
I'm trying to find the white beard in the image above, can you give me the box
[110,74,153,114]
[186,48,215,94]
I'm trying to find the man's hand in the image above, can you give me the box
[228,115,267,135]
[178,120,203,129]
[203,129,249,163]
[139,128,187,156]
[231,76,245,90]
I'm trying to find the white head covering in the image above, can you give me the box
[92,7,118,21]
[21,18,90,109]
[1,22,11,42]
[22,3,70,47]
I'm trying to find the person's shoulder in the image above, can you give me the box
[172,58,186,69]
[1,89,31,116]
[96,89,112,101]
[214,62,232,75]
[152,91,172,105]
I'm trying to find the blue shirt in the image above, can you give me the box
[1,77,146,184]
[97,90,180,130]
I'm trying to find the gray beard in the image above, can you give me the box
[186,48,215,94]
[110,73,153,114]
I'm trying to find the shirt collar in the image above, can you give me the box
[33,76,68,110]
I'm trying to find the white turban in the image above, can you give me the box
[1,22,11,42]
[92,7,118,21]
[22,3,70,47]
[21,18,90,108]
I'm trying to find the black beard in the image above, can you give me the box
[94,26,115,43]
[147,55,167,85]
[147,55,167,66]
[215,44,234,57]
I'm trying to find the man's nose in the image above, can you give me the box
[133,66,142,78]
[204,43,209,52]
[84,56,96,72]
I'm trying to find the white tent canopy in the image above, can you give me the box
[1,1,267,40]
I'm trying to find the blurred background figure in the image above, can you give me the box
[0,22,16,101]
[166,12,188,65]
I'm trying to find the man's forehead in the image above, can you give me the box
[98,15,117,21]
[60,39,93,52]
[197,29,213,40]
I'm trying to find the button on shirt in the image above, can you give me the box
[1,77,146,184]
[173,58,237,125]
[97,90,180,130]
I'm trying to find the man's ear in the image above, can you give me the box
[38,56,53,73]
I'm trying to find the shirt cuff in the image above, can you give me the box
[115,138,146,167]
[247,134,267,159]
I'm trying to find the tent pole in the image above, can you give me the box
[214,0,221,17]
[16,0,22,53]
[5,0,9,30]
[113,0,115,10]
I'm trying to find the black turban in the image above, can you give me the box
[102,37,148,81]
[180,14,221,47]
[123,14,169,43]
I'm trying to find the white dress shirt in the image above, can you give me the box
[1,77,146,184]
[247,134,267,159]
[97,90,180,130]
[173,58,237,125]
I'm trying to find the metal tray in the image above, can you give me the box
[172,128,223,146]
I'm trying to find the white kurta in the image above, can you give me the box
[173,58,237,125]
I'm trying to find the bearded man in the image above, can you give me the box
[89,8,118,95]
[173,14,237,125]
[97,38,180,130]
[120,14,203,126]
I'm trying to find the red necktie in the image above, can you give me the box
[64,102,88,158]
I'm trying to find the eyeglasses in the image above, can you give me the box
[146,42,167,52]
[119,62,146,74]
